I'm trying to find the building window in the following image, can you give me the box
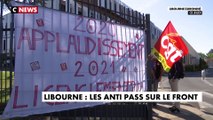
[45,0,52,8]
[89,11,94,18]
[78,4,82,15]
[129,10,132,24]
[114,2,117,12]
[60,0,66,11]
[111,0,115,11]
[53,0,60,10]
[69,5,73,13]
[69,0,75,14]
[102,15,106,21]
[107,0,110,9]
[96,12,100,20]
[152,34,155,40]
[100,0,105,7]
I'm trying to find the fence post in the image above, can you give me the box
[0,0,4,108]
[0,0,3,54]
[145,14,152,120]
[9,13,14,93]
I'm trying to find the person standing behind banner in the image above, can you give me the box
[168,58,184,113]
[153,58,163,92]
[148,54,155,85]
[152,58,163,107]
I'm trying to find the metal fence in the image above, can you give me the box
[0,0,152,119]
[0,1,15,113]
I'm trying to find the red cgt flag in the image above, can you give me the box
[152,21,188,72]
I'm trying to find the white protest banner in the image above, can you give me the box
[2,2,146,119]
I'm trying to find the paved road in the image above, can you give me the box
[160,70,213,115]
[206,68,213,84]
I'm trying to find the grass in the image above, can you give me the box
[0,71,14,104]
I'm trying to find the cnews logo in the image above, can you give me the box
[11,6,38,14]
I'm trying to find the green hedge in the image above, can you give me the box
[184,64,208,72]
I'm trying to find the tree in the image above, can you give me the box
[207,53,213,58]
[198,53,208,70]
[207,49,213,58]
[0,52,15,70]
[199,53,207,59]
[199,58,208,70]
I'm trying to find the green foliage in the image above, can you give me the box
[184,59,208,72]
[0,53,15,69]
[0,71,14,80]
[0,71,14,104]
[185,65,197,72]
[199,58,208,70]
[207,53,213,58]
[199,53,207,59]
